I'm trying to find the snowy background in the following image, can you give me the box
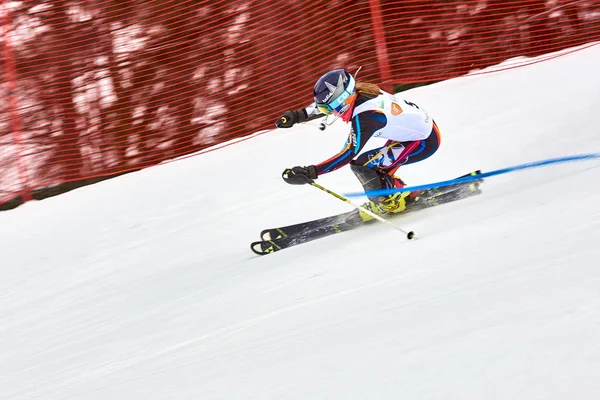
[1,43,600,399]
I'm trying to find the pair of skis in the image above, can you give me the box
[251,171,484,255]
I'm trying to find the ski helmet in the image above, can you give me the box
[313,69,356,116]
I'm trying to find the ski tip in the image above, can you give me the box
[260,228,287,241]
[250,240,279,255]
[259,229,269,241]
[261,231,272,241]
[251,241,267,255]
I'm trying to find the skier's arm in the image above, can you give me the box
[282,140,357,185]
[281,112,383,185]
[275,103,323,128]
[315,113,377,175]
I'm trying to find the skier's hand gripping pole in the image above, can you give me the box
[309,182,415,240]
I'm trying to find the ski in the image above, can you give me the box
[259,211,356,241]
[251,179,482,255]
[251,218,363,255]
[259,170,482,241]
[418,170,483,198]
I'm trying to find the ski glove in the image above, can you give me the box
[275,109,308,128]
[282,165,318,185]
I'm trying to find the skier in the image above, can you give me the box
[275,69,441,220]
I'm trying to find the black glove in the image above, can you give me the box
[275,109,308,128]
[282,165,318,185]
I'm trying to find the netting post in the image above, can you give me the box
[368,0,393,92]
[2,2,31,202]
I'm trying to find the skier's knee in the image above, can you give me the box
[350,163,377,180]
[350,162,373,175]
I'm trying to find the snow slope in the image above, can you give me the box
[1,44,600,399]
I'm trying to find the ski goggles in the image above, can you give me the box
[316,103,334,115]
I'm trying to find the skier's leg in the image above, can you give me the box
[350,155,411,219]
[382,121,442,175]
[349,161,411,220]
[352,141,409,190]
[349,122,442,219]
[349,161,395,201]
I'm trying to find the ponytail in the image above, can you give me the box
[356,82,382,96]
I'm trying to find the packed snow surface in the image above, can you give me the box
[1,44,600,399]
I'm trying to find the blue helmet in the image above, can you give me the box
[313,69,356,116]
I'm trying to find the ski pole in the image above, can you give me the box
[309,182,415,240]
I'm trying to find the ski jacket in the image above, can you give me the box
[304,91,434,175]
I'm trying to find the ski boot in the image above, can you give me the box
[390,175,406,189]
[358,191,412,222]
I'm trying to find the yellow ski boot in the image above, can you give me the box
[358,191,411,221]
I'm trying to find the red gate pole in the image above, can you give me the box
[368,0,393,92]
[2,2,31,202]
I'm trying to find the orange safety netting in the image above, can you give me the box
[1,0,599,209]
